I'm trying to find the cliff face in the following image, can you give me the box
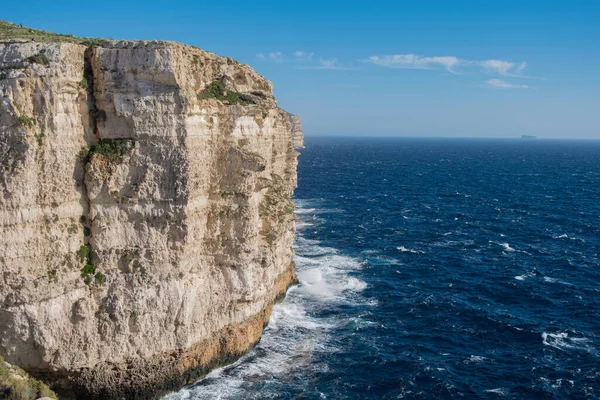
[286,111,304,148]
[0,37,302,398]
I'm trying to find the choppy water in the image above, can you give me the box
[167,137,600,399]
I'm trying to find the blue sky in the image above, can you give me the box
[3,1,599,138]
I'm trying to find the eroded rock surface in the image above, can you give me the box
[0,39,302,398]
[286,111,304,148]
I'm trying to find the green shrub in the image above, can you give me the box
[93,139,134,162]
[81,263,96,277]
[79,139,134,165]
[78,76,88,89]
[197,80,254,105]
[26,53,50,66]
[17,116,36,129]
[78,146,90,162]
[83,227,91,236]
[77,244,93,264]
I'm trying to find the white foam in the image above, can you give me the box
[294,207,316,214]
[165,201,369,399]
[515,271,535,281]
[542,332,595,354]
[464,355,487,363]
[396,246,424,254]
[552,233,585,242]
[543,276,572,286]
[502,243,515,252]
[485,388,507,396]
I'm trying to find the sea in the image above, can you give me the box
[166,137,600,399]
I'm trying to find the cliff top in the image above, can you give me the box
[0,20,225,53]
[0,20,110,45]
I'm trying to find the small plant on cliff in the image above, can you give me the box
[26,52,50,66]
[78,244,93,264]
[78,76,88,89]
[78,146,91,163]
[197,80,255,105]
[93,139,134,162]
[33,131,43,146]
[78,139,134,165]
[77,244,106,286]
[78,244,95,280]
[17,116,36,130]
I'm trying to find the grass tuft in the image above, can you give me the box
[0,20,110,47]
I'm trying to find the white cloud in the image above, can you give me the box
[480,59,515,75]
[297,58,350,70]
[269,52,283,61]
[364,54,532,78]
[257,51,350,70]
[294,50,314,59]
[319,58,341,69]
[486,79,530,89]
[364,54,461,73]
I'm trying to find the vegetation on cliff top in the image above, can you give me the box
[0,20,109,46]
[0,356,57,400]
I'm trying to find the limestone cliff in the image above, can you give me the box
[285,111,304,148]
[0,24,300,399]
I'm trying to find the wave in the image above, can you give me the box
[295,221,314,229]
[543,276,573,286]
[397,246,425,254]
[552,233,585,242]
[165,202,368,399]
[515,271,535,281]
[542,332,595,354]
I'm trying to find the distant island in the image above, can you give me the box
[521,135,537,139]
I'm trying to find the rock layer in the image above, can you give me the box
[0,38,301,398]
[286,111,304,148]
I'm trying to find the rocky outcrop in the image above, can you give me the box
[285,111,304,148]
[0,35,299,399]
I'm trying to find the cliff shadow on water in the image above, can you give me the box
[0,20,303,399]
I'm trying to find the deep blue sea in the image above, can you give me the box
[168,137,600,399]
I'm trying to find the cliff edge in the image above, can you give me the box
[285,111,304,148]
[0,21,301,399]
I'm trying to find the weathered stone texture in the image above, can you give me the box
[0,39,302,398]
